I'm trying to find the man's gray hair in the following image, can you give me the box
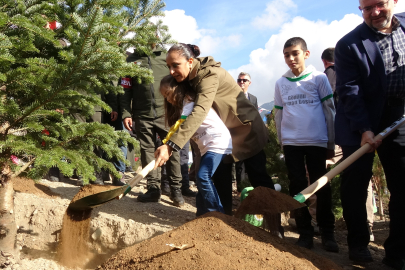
[238,72,251,80]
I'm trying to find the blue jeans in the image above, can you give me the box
[196,151,225,216]
[112,145,127,173]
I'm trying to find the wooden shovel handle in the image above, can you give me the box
[117,160,157,199]
[295,115,405,203]
[127,160,156,188]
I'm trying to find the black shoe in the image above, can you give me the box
[161,184,171,196]
[112,172,126,186]
[101,169,110,181]
[170,188,185,207]
[382,257,405,270]
[182,188,197,197]
[90,178,104,185]
[137,189,161,203]
[295,235,314,249]
[321,233,339,253]
[349,246,373,263]
[125,166,135,173]
[47,167,60,182]
[76,176,104,186]
[48,175,60,182]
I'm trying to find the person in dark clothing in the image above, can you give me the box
[321,48,338,105]
[335,1,405,267]
[120,48,194,207]
[235,72,258,192]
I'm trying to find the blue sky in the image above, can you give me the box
[162,0,405,104]
[165,0,358,69]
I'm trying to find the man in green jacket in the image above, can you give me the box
[121,48,194,206]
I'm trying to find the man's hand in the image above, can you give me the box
[361,131,382,153]
[154,145,173,169]
[111,111,118,122]
[123,117,132,131]
[326,149,335,159]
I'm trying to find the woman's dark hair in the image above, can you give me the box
[160,75,196,126]
[168,43,201,60]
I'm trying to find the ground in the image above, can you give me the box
[5,175,393,270]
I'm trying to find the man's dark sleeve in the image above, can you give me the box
[105,83,118,112]
[120,77,133,119]
[335,39,371,132]
[253,96,258,110]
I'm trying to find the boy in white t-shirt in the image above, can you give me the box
[274,37,337,252]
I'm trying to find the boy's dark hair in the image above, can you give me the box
[321,47,335,62]
[283,37,307,52]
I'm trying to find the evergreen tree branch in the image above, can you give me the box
[10,157,36,178]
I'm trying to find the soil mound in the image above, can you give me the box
[235,186,305,216]
[13,177,59,198]
[57,184,119,268]
[100,212,342,270]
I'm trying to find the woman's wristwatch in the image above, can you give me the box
[166,140,181,151]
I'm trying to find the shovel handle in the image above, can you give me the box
[294,115,405,203]
[120,160,157,198]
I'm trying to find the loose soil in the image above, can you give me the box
[57,185,118,268]
[100,211,342,270]
[7,176,394,270]
[235,186,305,216]
[13,177,59,198]
[235,186,305,232]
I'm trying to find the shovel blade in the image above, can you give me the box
[67,185,130,211]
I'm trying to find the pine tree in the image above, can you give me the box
[0,0,171,264]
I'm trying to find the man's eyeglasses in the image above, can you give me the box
[237,79,250,83]
[359,0,389,14]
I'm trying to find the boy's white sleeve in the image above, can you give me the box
[274,82,283,146]
[318,75,336,150]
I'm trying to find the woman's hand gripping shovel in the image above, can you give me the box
[67,160,156,211]
[294,115,405,203]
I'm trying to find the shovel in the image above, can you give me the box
[294,115,405,203]
[67,160,156,211]
[236,116,405,232]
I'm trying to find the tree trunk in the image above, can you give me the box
[378,192,384,221]
[372,178,385,221]
[0,179,19,267]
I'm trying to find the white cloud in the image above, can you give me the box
[229,14,364,105]
[395,0,405,13]
[252,0,297,30]
[158,10,241,56]
[159,9,202,44]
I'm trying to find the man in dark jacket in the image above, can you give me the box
[321,48,337,105]
[121,48,194,207]
[335,1,405,267]
[235,72,258,191]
